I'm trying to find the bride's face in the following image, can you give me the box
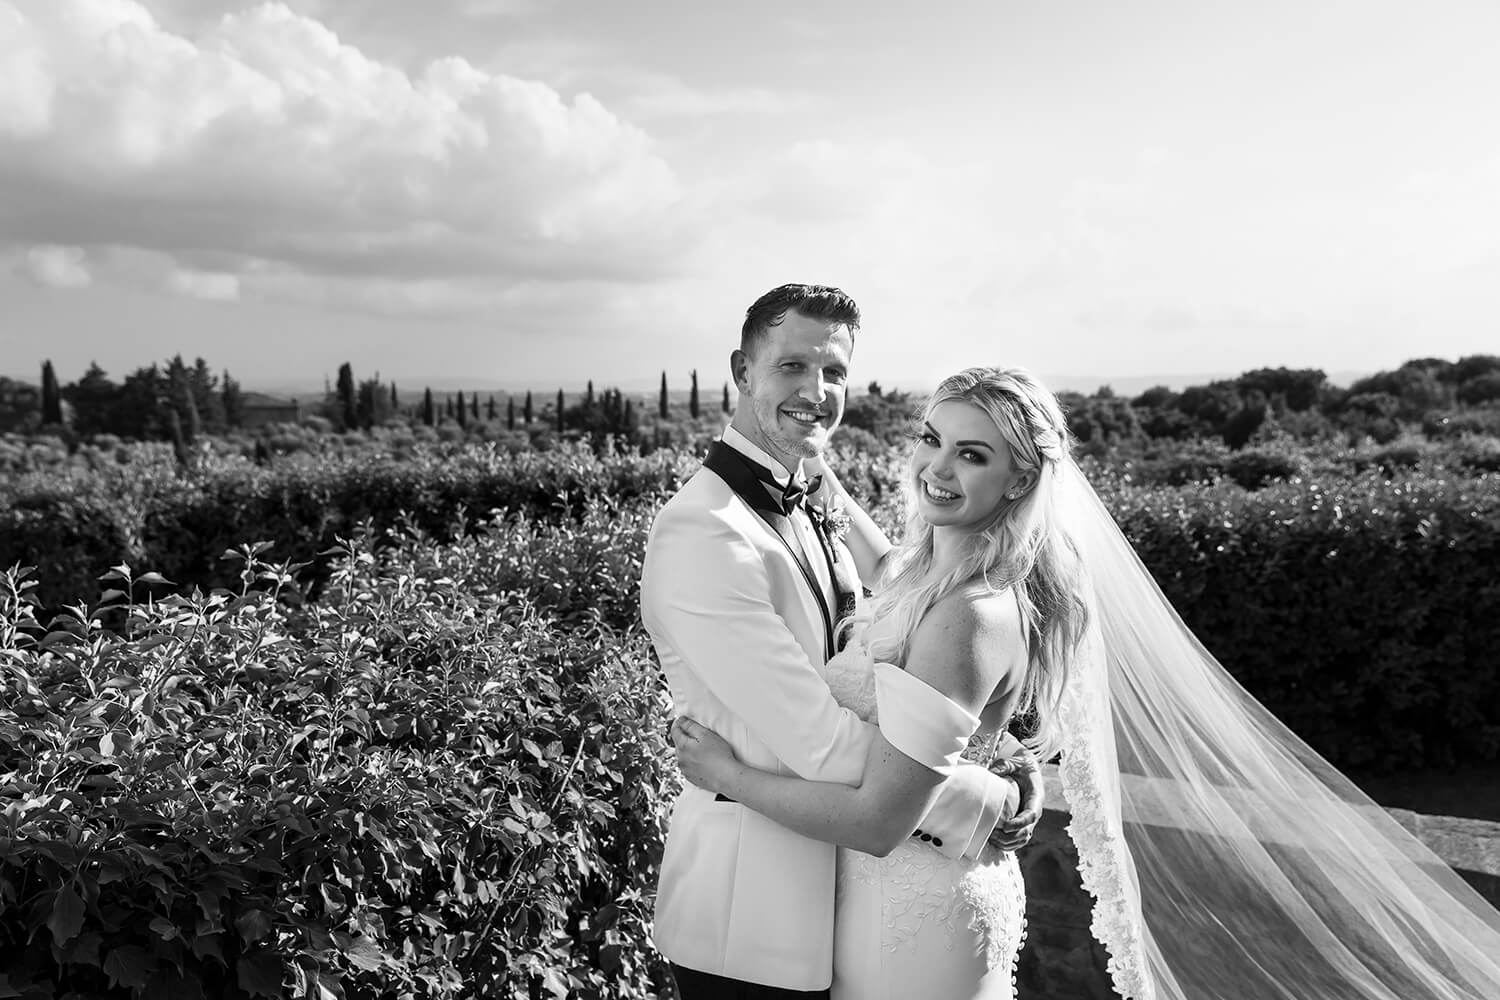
[910,399,1032,531]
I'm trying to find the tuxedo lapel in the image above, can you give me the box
[702,440,835,660]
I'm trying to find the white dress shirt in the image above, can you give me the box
[719,424,836,614]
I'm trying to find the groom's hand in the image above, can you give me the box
[987,753,1044,852]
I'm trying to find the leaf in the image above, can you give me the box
[135,573,174,586]
[234,909,273,943]
[47,885,85,945]
[102,946,152,989]
[149,916,178,940]
[333,932,386,972]
[98,733,115,758]
[236,952,285,999]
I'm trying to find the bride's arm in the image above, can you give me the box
[673,593,1024,856]
[805,455,894,587]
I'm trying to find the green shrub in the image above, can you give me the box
[0,535,678,998]
[1101,469,1500,769]
[1223,449,1303,490]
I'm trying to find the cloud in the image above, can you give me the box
[0,0,688,312]
[167,268,240,301]
[14,245,92,288]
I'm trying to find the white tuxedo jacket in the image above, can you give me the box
[641,451,1016,991]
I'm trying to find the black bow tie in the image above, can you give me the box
[749,463,822,515]
[781,474,823,514]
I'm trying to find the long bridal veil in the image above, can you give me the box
[1053,460,1500,1000]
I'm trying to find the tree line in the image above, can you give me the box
[0,360,737,449]
[6,355,1497,456]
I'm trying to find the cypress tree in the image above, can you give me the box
[471,393,479,420]
[722,381,731,413]
[422,387,435,426]
[524,391,533,425]
[41,360,63,424]
[390,383,399,409]
[689,369,700,418]
[445,395,454,418]
[336,363,357,431]
[659,371,668,419]
[555,389,565,432]
[586,380,595,407]
[222,369,244,428]
[507,396,515,430]
[456,390,468,428]
[487,394,496,421]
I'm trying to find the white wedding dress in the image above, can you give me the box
[822,626,1027,1000]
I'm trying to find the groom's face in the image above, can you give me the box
[730,309,853,471]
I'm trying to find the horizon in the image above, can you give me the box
[1,363,1382,402]
[4,1,1499,385]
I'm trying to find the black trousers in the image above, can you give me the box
[670,963,830,1000]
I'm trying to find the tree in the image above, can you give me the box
[487,394,497,421]
[164,355,201,444]
[221,369,244,428]
[586,380,595,407]
[63,363,118,436]
[445,395,454,418]
[356,379,377,430]
[189,357,225,432]
[689,369,700,418]
[422,387,435,426]
[336,363,357,431]
[659,371,669,419]
[40,360,63,424]
[1235,368,1327,413]
[524,391,533,425]
[721,382,731,413]
[455,390,468,429]
[1222,393,1269,450]
[114,365,166,440]
[470,393,479,420]
[1457,372,1500,406]
[556,388,565,432]
[507,396,516,430]
[390,383,399,409]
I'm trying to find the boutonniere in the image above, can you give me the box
[810,495,853,542]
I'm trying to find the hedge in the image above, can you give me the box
[0,507,677,999]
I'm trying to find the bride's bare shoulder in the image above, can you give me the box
[904,586,1024,712]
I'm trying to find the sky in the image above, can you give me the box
[2,0,1498,395]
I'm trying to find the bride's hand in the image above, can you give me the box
[671,717,739,792]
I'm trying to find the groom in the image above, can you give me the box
[641,283,1042,998]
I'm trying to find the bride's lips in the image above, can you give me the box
[920,479,962,503]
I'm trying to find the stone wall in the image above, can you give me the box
[1014,767,1500,1000]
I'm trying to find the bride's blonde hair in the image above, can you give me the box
[866,366,1090,760]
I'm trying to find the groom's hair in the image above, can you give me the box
[740,284,861,357]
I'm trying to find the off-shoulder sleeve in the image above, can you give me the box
[873,662,979,772]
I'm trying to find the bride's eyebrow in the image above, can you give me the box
[923,422,995,451]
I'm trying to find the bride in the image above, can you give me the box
[673,366,1500,1000]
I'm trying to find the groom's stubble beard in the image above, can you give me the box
[744,390,839,469]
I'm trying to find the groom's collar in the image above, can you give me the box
[721,425,803,487]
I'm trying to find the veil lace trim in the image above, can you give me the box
[1057,637,1153,1000]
